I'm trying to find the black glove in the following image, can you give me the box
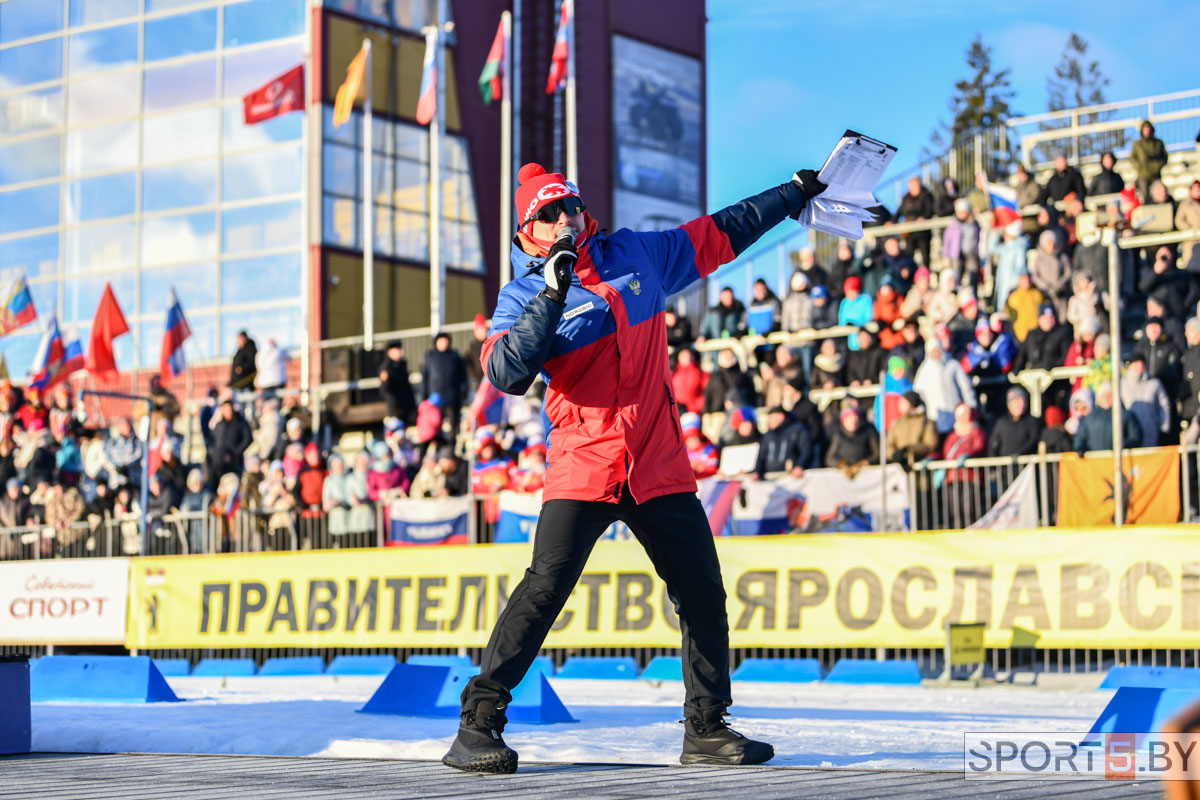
[539,230,577,305]
[789,169,828,220]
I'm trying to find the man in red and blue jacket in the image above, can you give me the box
[442,162,826,775]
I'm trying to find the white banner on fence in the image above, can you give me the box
[772,464,910,533]
[968,465,1038,530]
[0,558,130,644]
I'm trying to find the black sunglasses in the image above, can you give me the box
[534,196,586,223]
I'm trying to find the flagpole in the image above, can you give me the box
[564,0,577,183]
[429,3,447,334]
[512,0,521,193]
[299,6,313,394]
[499,10,513,289]
[362,38,375,352]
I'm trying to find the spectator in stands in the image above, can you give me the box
[1131,120,1168,200]
[415,392,444,446]
[827,242,857,303]
[208,400,251,485]
[1015,163,1043,208]
[1140,248,1197,321]
[1075,381,1141,454]
[0,478,31,531]
[809,285,837,330]
[988,387,1042,457]
[229,330,257,390]
[1121,355,1172,448]
[465,314,489,389]
[933,178,960,217]
[964,317,1017,379]
[1013,303,1073,373]
[180,469,210,553]
[680,413,719,480]
[339,450,374,534]
[946,292,981,354]
[410,445,468,498]
[154,440,186,499]
[811,338,845,390]
[942,199,981,287]
[1066,387,1093,439]
[914,338,976,434]
[670,347,707,414]
[697,286,747,341]
[1089,152,1125,197]
[781,271,813,334]
[54,430,81,488]
[269,416,307,464]
[379,342,418,425]
[847,326,886,387]
[838,277,874,350]
[0,442,15,496]
[703,349,755,415]
[664,306,692,350]
[142,475,177,549]
[794,246,829,291]
[873,238,914,295]
[899,266,932,320]
[255,338,290,394]
[1006,270,1045,342]
[874,281,905,350]
[421,333,467,437]
[297,443,326,511]
[1132,316,1183,400]
[1177,180,1200,267]
[925,271,960,326]
[746,279,782,335]
[722,406,761,448]
[1182,318,1200,425]
[366,440,409,502]
[384,418,419,476]
[1149,180,1177,218]
[991,219,1029,311]
[896,177,934,267]
[473,430,514,495]
[890,319,925,371]
[939,403,987,526]
[105,417,142,488]
[1083,334,1113,395]
[753,406,811,479]
[1065,316,1101,383]
[759,348,801,410]
[1031,229,1072,320]
[885,390,938,468]
[144,376,179,433]
[16,387,46,432]
[509,443,548,492]
[1040,406,1073,454]
[825,407,877,473]
[322,454,353,536]
[1044,154,1087,203]
[1066,271,1105,332]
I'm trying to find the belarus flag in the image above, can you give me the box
[545,1,570,94]
[415,28,438,125]
[987,181,1022,227]
[477,18,505,105]
[160,288,192,379]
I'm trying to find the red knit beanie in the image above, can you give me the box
[515,163,581,230]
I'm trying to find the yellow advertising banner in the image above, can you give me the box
[127,527,1200,650]
[1058,448,1180,526]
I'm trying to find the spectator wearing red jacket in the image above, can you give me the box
[671,348,707,414]
[297,443,327,509]
[681,413,718,479]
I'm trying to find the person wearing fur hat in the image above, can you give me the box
[449,162,829,773]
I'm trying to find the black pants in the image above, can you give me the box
[461,488,732,717]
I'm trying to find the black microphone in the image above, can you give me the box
[557,228,574,242]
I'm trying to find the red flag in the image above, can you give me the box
[85,283,130,380]
[545,1,570,94]
[242,64,305,125]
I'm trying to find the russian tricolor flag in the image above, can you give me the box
[545,0,570,94]
[160,288,192,379]
[415,28,437,125]
[987,181,1022,227]
[0,272,37,337]
[29,314,84,392]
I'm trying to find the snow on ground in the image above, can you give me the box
[31,675,1113,770]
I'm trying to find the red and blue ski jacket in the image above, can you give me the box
[481,181,810,503]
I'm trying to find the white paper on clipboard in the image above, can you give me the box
[796,129,897,240]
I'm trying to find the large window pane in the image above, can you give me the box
[143,106,218,165]
[0,0,64,45]
[64,271,136,324]
[66,120,137,174]
[394,208,427,262]
[222,101,301,152]
[0,184,59,235]
[144,8,217,62]
[27,280,58,321]
[0,134,60,186]
[220,304,300,353]
[221,145,302,202]
[392,158,426,211]
[67,70,139,124]
[221,251,300,305]
[322,195,357,249]
[144,59,216,112]
[222,199,300,253]
[322,142,357,197]
[0,232,59,278]
[146,0,203,11]
[372,203,392,256]
[0,38,63,90]
[66,171,136,223]
[140,262,216,314]
[66,219,136,272]
[223,0,304,48]
[69,0,138,28]
[394,121,426,161]
[222,41,302,97]
[142,160,217,213]
[322,104,357,146]
[0,87,63,138]
[68,23,138,76]
[142,210,216,265]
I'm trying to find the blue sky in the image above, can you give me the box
[705,0,1199,256]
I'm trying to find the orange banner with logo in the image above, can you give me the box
[1057,448,1180,526]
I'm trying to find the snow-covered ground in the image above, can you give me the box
[31,675,1113,770]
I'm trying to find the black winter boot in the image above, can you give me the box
[680,710,774,766]
[442,700,518,774]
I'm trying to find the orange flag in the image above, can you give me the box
[1057,448,1180,526]
[85,282,130,380]
[332,42,368,128]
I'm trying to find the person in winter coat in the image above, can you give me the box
[825,407,878,473]
[914,338,977,434]
[229,330,257,390]
[846,327,886,387]
[1064,316,1101,389]
[1075,381,1142,454]
[1030,229,1072,320]
[896,177,934,267]
[942,198,981,286]
[1088,152,1125,197]
[1121,355,1171,448]
[207,399,251,485]
[1176,180,1200,267]
[989,220,1030,312]
[366,440,409,502]
[1014,163,1043,209]
[697,287,746,341]
[1012,303,1073,372]
[663,306,693,350]
[297,442,327,509]
[781,271,814,333]
[379,342,418,425]
[1130,120,1168,200]
[933,177,960,218]
[838,276,874,350]
[680,413,719,479]
[1039,406,1073,454]
[885,390,939,468]
[1066,270,1106,333]
[703,349,755,415]
[1006,270,1045,342]
[255,338,290,392]
[415,393,444,445]
[409,445,469,498]
[925,271,960,326]
[1065,387,1093,438]
[452,161,827,771]
[826,242,857,304]
[746,279,782,335]
[938,403,987,528]
[962,318,1017,378]
[793,246,828,291]
[810,339,845,390]
[899,265,933,319]
[988,387,1042,457]
[1139,247,1198,321]
[1044,154,1087,203]
[421,333,467,436]
[1083,334,1114,395]
[720,406,762,448]
[874,280,905,349]
[671,348,707,414]
[1131,317,1183,399]
[1181,318,1200,424]
[753,406,812,479]
[808,285,838,330]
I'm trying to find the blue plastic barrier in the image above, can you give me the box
[641,656,683,682]
[556,656,639,680]
[732,657,822,683]
[1100,666,1200,691]
[359,663,575,723]
[31,656,179,703]
[326,655,398,676]
[0,657,30,754]
[825,659,922,685]
[1086,687,1200,747]
[192,658,258,677]
[529,655,556,678]
[406,654,475,668]
[258,656,326,676]
[153,658,192,677]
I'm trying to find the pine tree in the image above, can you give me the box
[1043,33,1118,159]
[925,35,1015,166]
